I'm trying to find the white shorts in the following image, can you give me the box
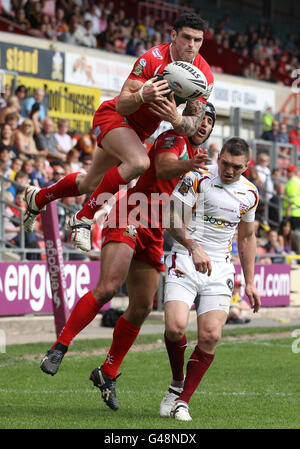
[164,252,235,315]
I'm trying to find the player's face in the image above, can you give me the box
[217,151,248,184]
[190,114,213,145]
[171,27,204,62]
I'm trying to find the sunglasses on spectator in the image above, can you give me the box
[54,171,65,175]
[83,161,92,165]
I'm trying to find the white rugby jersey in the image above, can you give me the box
[171,164,259,261]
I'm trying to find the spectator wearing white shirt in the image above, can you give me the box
[54,120,73,155]
[84,4,101,36]
[255,152,274,202]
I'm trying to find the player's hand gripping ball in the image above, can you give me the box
[163,61,208,100]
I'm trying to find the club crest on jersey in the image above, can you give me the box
[124,224,137,240]
[133,58,147,76]
[178,176,193,195]
[162,137,175,149]
[174,268,186,278]
[226,279,234,292]
[152,48,163,59]
[239,204,249,215]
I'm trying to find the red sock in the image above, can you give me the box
[52,291,101,347]
[164,332,187,382]
[178,346,214,404]
[102,316,140,378]
[36,172,81,210]
[77,166,128,220]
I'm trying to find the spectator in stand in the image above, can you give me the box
[35,117,66,161]
[98,18,117,51]
[263,229,285,263]
[27,0,43,30]
[15,85,27,111]
[80,155,93,174]
[282,165,300,231]
[278,123,289,144]
[30,155,48,187]
[55,7,69,37]
[6,170,29,199]
[0,123,19,159]
[7,157,23,181]
[58,14,86,46]
[15,119,39,159]
[255,152,274,202]
[81,20,98,48]
[5,113,19,134]
[0,147,11,177]
[22,158,35,184]
[207,143,219,163]
[0,85,11,110]
[84,3,101,36]
[21,88,46,121]
[261,66,277,84]
[289,122,300,154]
[14,7,31,30]
[54,119,73,155]
[0,95,21,125]
[66,148,81,172]
[76,129,97,160]
[278,218,294,255]
[261,119,280,142]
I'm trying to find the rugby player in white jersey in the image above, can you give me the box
[160,137,261,421]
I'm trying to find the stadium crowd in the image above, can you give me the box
[0,0,299,85]
[1,81,300,264]
[0,2,300,266]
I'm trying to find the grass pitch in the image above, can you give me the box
[0,326,299,430]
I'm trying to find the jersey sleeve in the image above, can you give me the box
[241,188,259,222]
[128,50,158,83]
[155,132,186,158]
[172,171,202,207]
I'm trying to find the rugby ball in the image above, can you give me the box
[163,61,208,100]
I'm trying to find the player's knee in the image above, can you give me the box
[131,155,150,177]
[93,279,123,303]
[165,323,186,342]
[198,328,221,349]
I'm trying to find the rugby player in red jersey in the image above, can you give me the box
[23,12,214,252]
[40,102,216,412]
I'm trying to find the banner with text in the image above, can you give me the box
[0,261,110,316]
[234,264,290,306]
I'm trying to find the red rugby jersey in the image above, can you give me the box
[99,43,214,142]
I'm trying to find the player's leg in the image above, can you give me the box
[23,148,118,233]
[160,280,194,418]
[69,128,150,251]
[90,256,161,411]
[40,241,134,376]
[173,297,228,421]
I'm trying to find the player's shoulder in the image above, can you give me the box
[155,129,185,147]
[194,54,213,77]
[140,43,170,62]
[239,175,259,193]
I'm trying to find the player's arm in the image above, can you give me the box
[149,95,206,136]
[166,192,212,275]
[237,220,261,313]
[155,151,211,180]
[116,77,171,115]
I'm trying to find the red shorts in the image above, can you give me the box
[93,99,146,146]
[101,225,165,272]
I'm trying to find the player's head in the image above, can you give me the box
[171,13,206,63]
[218,138,249,184]
[184,101,216,145]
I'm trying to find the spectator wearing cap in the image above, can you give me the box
[226,278,251,324]
[282,165,300,230]
[289,122,300,154]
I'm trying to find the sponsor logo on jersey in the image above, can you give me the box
[178,176,193,195]
[133,58,147,76]
[94,125,101,138]
[203,215,238,228]
[152,48,163,60]
[226,278,234,292]
[239,204,249,215]
[213,184,223,189]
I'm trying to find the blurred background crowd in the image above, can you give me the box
[0,0,300,266]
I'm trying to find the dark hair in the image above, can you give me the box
[173,13,206,32]
[220,137,250,161]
